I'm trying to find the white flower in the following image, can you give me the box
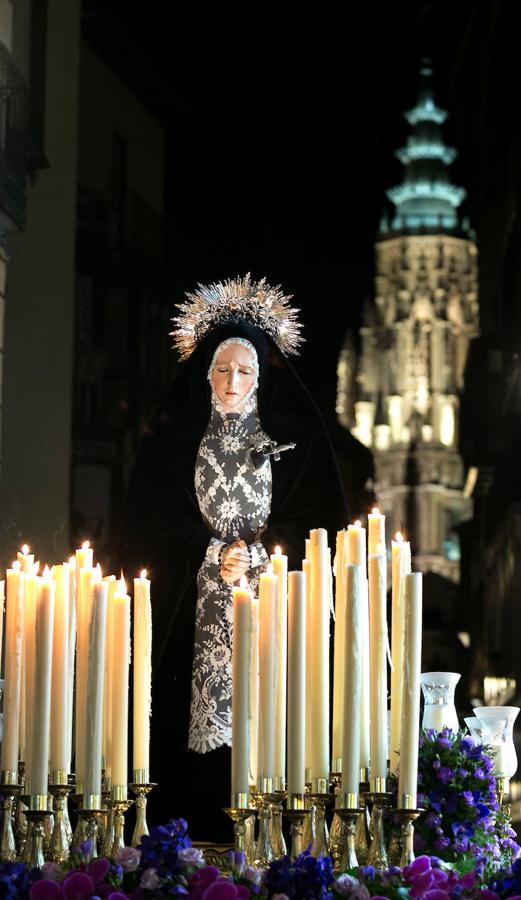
[178,846,205,867]
[140,868,161,890]
[116,846,141,872]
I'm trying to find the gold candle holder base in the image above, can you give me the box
[253,791,279,867]
[69,794,86,849]
[48,783,73,863]
[367,792,393,869]
[109,799,134,858]
[24,810,53,869]
[270,791,287,859]
[335,808,364,870]
[77,809,104,861]
[307,792,332,858]
[496,777,511,810]
[355,783,371,866]
[392,808,421,867]
[16,794,29,860]
[328,773,344,870]
[283,796,310,860]
[129,783,156,848]
[223,806,253,856]
[0,784,21,862]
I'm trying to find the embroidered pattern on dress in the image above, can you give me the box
[188,404,272,754]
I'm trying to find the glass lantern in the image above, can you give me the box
[473,706,519,779]
[420,672,461,733]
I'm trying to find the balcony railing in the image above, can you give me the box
[0,39,28,231]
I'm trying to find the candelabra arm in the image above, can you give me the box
[336,808,364,870]
[110,800,133,858]
[269,792,287,858]
[307,793,332,858]
[48,784,73,863]
[366,793,392,870]
[0,785,20,862]
[129,783,156,848]
[254,792,278,867]
[24,810,53,870]
[395,809,421,867]
[283,798,310,861]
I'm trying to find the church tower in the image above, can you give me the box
[337,63,479,582]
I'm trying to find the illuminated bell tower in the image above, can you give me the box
[337,63,479,582]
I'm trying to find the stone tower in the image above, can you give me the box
[337,64,479,582]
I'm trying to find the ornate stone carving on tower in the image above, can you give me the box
[337,63,479,582]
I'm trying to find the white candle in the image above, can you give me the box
[249,596,259,787]
[50,564,70,775]
[84,577,108,807]
[390,534,412,776]
[0,581,4,678]
[287,571,306,795]
[17,545,34,574]
[309,528,330,785]
[368,507,386,556]
[1,564,24,778]
[23,568,39,793]
[133,570,152,779]
[271,546,288,787]
[30,568,55,801]
[75,566,94,790]
[332,530,347,764]
[398,573,422,807]
[368,552,388,785]
[67,557,77,774]
[103,576,117,777]
[257,566,277,787]
[112,580,131,794]
[303,557,312,777]
[342,564,362,801]
[231,577,252,800]
[347,521,370,774]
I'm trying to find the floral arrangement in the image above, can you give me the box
[413,729,520,871]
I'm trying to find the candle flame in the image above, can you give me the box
[274,545,282,555]
[354,520,361,528]
[395,531,404,543]
[140,569,147,580]
[94,563,102,581]
[68,556,75,566]
[371,507,380,515]
[119,576,127,594]
[240,575,248,589]
[11,561,21,571]
[21,544,30,555]
[42,564,51,579]
[81,541,90,551]
[267,563,274,575]
[32,562,40,575]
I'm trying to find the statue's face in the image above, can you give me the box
[211,342,257,410]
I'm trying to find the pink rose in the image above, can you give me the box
[140,868,161,891]
[116,846,141,873]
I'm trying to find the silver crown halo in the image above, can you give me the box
[171,273,304,360]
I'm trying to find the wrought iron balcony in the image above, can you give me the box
[0,39,29,231]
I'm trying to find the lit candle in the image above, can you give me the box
[303,556,312,777]
[398,573,422,807]
[111,579,131,795]
[0,580,4,679]
[270,546,288,788]
[50,564,70,777]
[23,565,39,794]
[368,507,386,556]
[347,521,369,775]
[368,549,388,788]
[249,595,259,787]
[231,576,253,801]
[1,563,24,779]
[390,533,412,776]
[287,570,306,795]
[75,566,94,791]
[84,575,108,808]
[257,565,277,788]
[17,544,34,574]
[309,528,330,787]
[30,567,55,802]
[102,575,117,779]
[133,570,152,781]
[67,557,76,774]
[342,563,362,803]
[332,530,347,766]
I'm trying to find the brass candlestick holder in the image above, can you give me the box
[307,789,332,858]
[253,783,278,867]
[366,790,393,869]
[0,780,21,862]
[109,788,133,858]
[77,807,104,862]
[24,798,53,870]
[270,790,287,858]
[283,793,310,860]
[393,808,421,867]
[496,777,511,812]
[329,771,345,871]
[129,780,156,848]
[335,800,364,871]
[48,778,73,863]
[355,781,371,866]
[69,793,86,849]
[224,793,253,857]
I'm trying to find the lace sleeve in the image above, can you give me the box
[205,537,227,566]
[248,540,269,570]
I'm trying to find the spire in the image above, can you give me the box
[383,61,468,234]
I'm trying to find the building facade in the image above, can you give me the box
[337,64,478,584]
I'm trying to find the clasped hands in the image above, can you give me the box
[220,539,250,584]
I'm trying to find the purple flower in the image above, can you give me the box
[41,864,64,884]
[30,882,63,900]
[432,760,441,770]
[347,887,370,900]
[436,766,453,784]
[434,837,451,851]
[462,791,475,807]
[474,768,486,780]
[62,872,95,899]
[333,874,360,895]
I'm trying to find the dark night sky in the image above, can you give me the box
[91,0,481,402]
